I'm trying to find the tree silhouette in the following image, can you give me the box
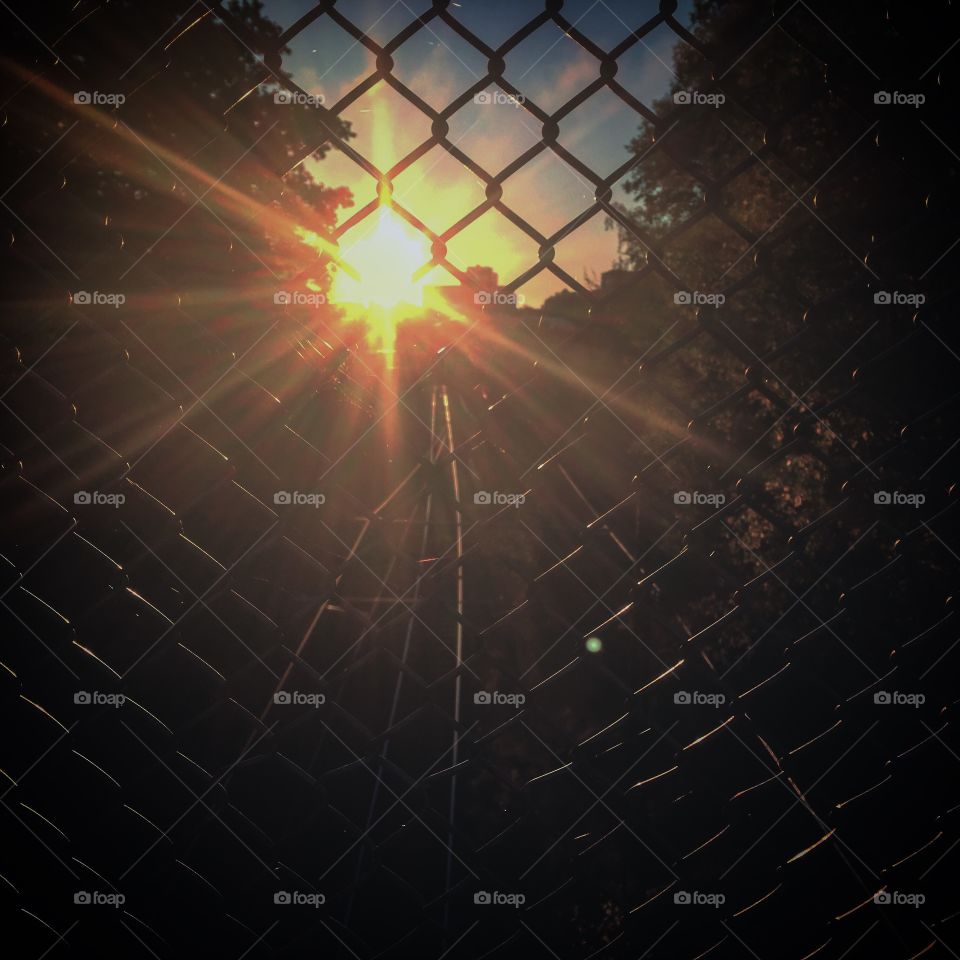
[2,0,354,304]
[611,0,957,652]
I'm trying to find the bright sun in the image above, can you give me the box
[294,204,449,364]
[331,205,430,310]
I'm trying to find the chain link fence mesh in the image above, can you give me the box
[2,0,959,957]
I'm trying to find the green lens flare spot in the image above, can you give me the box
[585,637,603,654]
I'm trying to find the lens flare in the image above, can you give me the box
[331,206,430,310]
[297,206,432,362]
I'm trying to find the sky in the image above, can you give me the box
[259,0,696,305]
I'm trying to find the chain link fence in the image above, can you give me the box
[2,0,959,957]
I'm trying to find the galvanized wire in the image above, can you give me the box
[1,1,959,958]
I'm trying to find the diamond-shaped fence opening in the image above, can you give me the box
[1,0,959,958]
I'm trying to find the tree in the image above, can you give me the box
[2,0,355,305]
[611,0,957,657]
[542,288,590,323]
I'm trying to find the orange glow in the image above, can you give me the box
[330,206,430,310]
[295,205,433,363]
